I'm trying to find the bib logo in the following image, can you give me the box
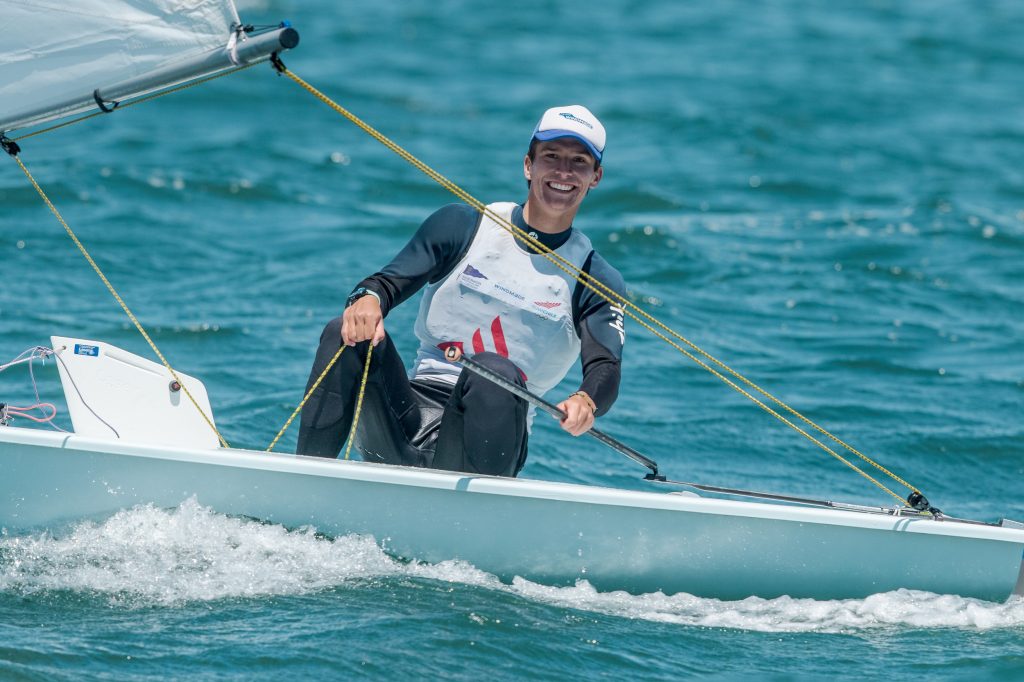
[439,316,507,358]
[458,264,488,292]
[494,283,525,301]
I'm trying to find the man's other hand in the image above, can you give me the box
[557,393,595,436]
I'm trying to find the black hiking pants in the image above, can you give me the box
[295,317,529,477]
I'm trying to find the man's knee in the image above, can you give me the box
[320,317,343,345]
[460,353,526,414]
[457,354,528,442]
[468,352,525,386]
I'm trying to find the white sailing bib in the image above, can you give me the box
[412,202,594,399]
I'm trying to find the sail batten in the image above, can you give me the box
[0,0,294,134]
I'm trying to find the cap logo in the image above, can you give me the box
[557,112,593,129]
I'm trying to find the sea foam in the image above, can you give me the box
[2,499,1022,632]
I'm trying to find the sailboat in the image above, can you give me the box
[2,1,1022,603]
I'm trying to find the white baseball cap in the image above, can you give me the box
[531,105,606,162]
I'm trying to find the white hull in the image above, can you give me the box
[2,426,1022,602]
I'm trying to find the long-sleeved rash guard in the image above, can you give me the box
[351,203,626,416]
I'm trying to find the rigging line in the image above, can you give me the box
[26,346,71,434]
[11,60,263,142]
[465,212,917,496]
[266,344,346,452]
[277,65,908,496]
[47,349,110,436]
[343,342,374,461]
[0,346,71,432]
[0,346,41,373]
[276,64,919,506]
[6,152,229,449]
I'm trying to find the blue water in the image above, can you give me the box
[2,0,1023,678]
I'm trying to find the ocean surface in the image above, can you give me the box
[2,0,1023,679]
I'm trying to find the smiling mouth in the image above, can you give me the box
[547,181,575,192]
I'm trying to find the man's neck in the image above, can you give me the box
[522,199,577,234]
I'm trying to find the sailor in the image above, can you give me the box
[296,105,626,477]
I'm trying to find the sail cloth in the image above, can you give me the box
[0,0,245,133]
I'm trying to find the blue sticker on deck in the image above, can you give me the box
[74,344,100,357]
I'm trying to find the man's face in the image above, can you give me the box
[524,138,603,218]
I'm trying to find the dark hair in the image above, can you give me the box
[526,138,601,188]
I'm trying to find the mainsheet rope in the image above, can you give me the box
[5,152,229,449]
[266,346,345,452]
[265,342,373,457]
[0,62,266,449]
[3,56,924,506]
[273,59,920,507]
[344,342,374,460]
[4,59,384,462]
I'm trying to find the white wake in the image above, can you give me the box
[2,499,1021,632]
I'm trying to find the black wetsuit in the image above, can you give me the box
[296,203,626,477]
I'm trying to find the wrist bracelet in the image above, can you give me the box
[571,391,597,414]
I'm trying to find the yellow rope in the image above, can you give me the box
[5,52,918,501]
[278,65,917,505]
[3,60,269,449]
[10,154,229,449]
[268,340,373,458]
[266,345,345,452]
[343,342,374,460]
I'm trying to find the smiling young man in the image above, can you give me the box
[296,105,626,477]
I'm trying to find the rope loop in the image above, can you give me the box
[343,342,374,460]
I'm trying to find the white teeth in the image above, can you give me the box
[549,182,573,191]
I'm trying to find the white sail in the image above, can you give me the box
[0,0,292,134]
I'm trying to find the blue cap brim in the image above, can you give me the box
[532,129,603,162]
